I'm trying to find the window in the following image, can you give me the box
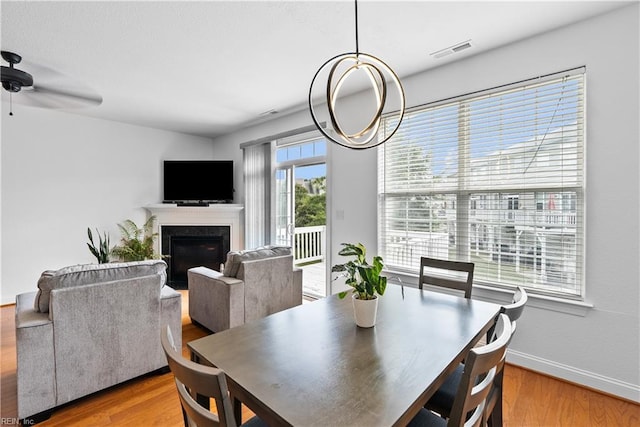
[378,70,585,298]
[276,139,327,163]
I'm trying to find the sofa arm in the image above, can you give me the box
[240,255,303,323]
[188,267,244,332]
[293,267,303,305]
[15,292,56,419]
[161,286,182,353]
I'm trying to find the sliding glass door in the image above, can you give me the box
[274,138,327,298]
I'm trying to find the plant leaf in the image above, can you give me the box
[331,242,385,299]
[337,242,365,258]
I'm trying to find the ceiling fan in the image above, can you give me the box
[1,50,102,115]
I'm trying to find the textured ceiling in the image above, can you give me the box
[0,1,630,138]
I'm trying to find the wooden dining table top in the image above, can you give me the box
[188,284,501,427]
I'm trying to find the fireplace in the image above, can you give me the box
[161,225,231,288]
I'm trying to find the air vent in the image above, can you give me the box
[430,40,472,59]
[259,109,278,117]
[452,42,472,52]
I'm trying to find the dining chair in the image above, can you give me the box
[418,256,475,299]
[408,314,512,427]
[486,286,528,343]
[484,286,528,427]
[424,287,528,427]
[161,326,266,427]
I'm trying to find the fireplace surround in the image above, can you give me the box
[145,203,244,288]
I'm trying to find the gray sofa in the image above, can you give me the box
[15,260,182,422]
[188,246,303,332]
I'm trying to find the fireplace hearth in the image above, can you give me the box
[161,225,231,289]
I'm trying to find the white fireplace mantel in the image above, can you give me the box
[145,204,244,253]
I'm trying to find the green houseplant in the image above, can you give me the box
[87,227,111,264]
[332,242,387,327]
[111,216,159,261]
[332,242,387,300]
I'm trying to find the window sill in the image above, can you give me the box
[383,269,594,317]
[473,283,593,317]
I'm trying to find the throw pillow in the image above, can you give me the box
[223,245,292,278]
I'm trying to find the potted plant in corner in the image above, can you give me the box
[111,216,159,261]
[332,242,387,328]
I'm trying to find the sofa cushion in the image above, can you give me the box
[223,246,292,278]
[34,260,167,313]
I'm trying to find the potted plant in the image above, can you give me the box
[332,242,387,327]
[87,227,111,263]
[111,216,159,261]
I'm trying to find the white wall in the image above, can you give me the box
[1,107,215,304]
[210,4,639,401]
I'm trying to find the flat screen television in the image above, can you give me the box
[163,160,234,204]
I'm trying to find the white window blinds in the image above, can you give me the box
[378,69,585,298]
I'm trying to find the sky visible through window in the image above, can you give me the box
[389,78,580,175]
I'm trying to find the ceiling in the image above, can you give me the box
[1,1,631,139]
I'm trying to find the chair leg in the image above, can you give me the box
[487,394,503,427]
[182,407,189,427]
[232,394,243,426]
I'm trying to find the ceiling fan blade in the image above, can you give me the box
[2,84,102,109]
[1,57,102,110]
[30,84,102,106]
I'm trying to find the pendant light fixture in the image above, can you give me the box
[309,0,405,150]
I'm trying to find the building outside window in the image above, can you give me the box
[378,70,585,298]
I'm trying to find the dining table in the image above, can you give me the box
[188,284,501,427]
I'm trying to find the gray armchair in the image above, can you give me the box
[188,246,303,332]
[15,260,182,423]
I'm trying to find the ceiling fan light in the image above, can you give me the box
[1,65,33,92]
[2,81,21,92]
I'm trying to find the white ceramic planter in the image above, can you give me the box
[352,294,379,328]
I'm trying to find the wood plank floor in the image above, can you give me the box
[1,291,638,426]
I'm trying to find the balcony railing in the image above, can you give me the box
[383,231,449,270]
[294,225,326,264]
[469,209,577,226]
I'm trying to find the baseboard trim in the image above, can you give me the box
[507,349,640,403]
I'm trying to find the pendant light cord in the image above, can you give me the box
[355,0,359,57]
[308,0,406,149]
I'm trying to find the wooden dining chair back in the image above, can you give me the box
[484,286,527,426]
[409,314,512,427]
[418,257,475,299]
[483,324,515,427]
[503,286,528,321]
[487,286,528,342]
[424,287,526,427]
[161,326,237,427]
[448,313,512,427]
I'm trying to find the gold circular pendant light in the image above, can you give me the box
[309,1,405,150]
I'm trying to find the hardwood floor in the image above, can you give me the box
[1,291,638,426]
